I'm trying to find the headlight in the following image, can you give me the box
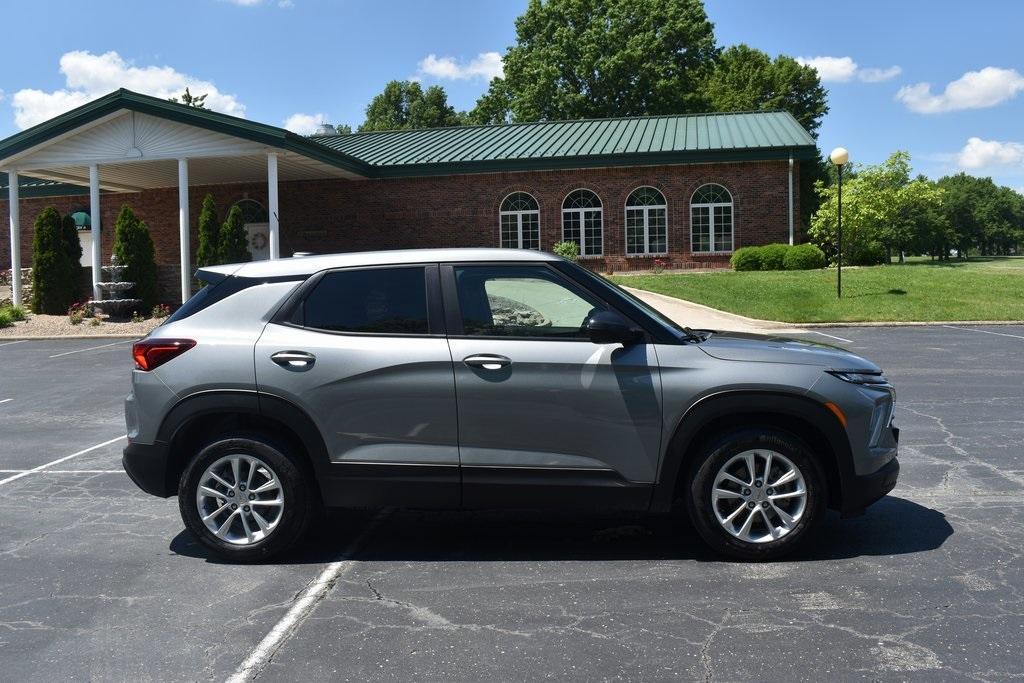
[827,369,890,386]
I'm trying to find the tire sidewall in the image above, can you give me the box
[687,429,826,561]
[178,435,312,562]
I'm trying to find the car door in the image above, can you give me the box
[255,263,459,507]
[442,262,662,509]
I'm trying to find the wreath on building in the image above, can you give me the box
[250,231,268,250]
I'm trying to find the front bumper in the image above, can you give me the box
[841,455,899,517]
[122,441,174,498]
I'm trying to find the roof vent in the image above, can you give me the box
[312,123,336,136]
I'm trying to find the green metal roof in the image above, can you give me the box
[0,172,87,201]
[318,111,816,176]
[0,90,816,195]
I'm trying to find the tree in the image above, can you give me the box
[195,194,219,268]
[809,152,945,265]
[218,204,250,264]
[334,124,353,135]
[701,44,828,138]
[61,213,83,288]
[30,207,78,313]
[473,0,718,122]
[937,174,1024,257]
[359,81,464,132]
[169,87,208,109]
[112,204,159,309]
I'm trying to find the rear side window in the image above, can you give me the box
[298,267,429,334]
[165,274,303,324]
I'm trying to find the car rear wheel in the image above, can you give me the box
[687,429,826,561]
[179,435,313,562]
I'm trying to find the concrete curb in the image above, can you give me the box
[0,334,144,341]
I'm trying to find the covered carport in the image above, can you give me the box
[1,89,369,305]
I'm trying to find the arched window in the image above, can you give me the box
[232,198,269,224]
[499,192,540,250]
[625,187,667,255]
[690,184,733,253]
[562,190,603,256]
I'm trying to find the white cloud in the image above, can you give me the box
[283,112,327,135]
[10,50,245,130]
[278,0,294,7]
[896,67,1024,113]
[858,65,902,83]
[418,52,503,81]
[795,56,901,83]
[220,0,262,5]
[957,137,1024,170]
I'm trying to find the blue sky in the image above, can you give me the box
[1,0,1022,191]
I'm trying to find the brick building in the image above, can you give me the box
[1,89,816,305]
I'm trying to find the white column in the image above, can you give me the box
[788,155,795,246]
[7,169,21,307]
[267,152,280,260]
[89,165,102,301]
[178,158,190,303]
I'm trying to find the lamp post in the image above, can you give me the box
[830,147,849,298]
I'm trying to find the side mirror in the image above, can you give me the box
[585,310,643,345]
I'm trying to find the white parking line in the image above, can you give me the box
[0,469,123,474]
[0,436,127,487]
[0,398,12,404]
[48,340,132,358]
[225,509,391,683]
[806,330,853,344]
[0,340,28,347]
[943,325,1024,341]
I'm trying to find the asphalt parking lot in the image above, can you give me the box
[1,326,1022,681]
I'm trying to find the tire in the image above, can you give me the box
[178,434,314,562]
[686,428,826,561]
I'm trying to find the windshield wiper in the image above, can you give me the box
[680,325,706,342]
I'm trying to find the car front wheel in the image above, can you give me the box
[687,429,826,561]
[179,435,313,562]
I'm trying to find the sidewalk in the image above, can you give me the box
[623,286,802,333]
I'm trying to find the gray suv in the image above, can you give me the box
[123,248,899,562]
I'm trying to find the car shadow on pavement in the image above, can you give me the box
[170,495,951,565]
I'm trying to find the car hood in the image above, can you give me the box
[696,330,880,370]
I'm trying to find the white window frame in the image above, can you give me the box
[625,186,668,256]
[499,192,541,250]
[690,184,734,254]
[561,189,604,257]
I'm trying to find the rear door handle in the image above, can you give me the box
[271,350,316,370]
[463,354,511,370]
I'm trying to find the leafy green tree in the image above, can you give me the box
[936,174,1024,257]
[217,204,250,264]
[112,204,159,309]
[475,0,718,122]
[195,194,219,268]
[701,44,828,138]
[30,207,78,313]
[359,81,464,132]
[169,87,208,109]
[61,213,83,289]
[810,152,944,265]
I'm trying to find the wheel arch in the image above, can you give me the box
[651,391,855,513]
[155,391,330,501]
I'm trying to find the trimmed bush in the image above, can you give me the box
[195,193,219,269]
[730,246,763,271]
[0,309,12,328]
[31,207,78,313]
[552,240,580,262]
[783,243,826,270]
[218,204,250,265]
[849,241,887,266]
[759,243,789,271]
[112,204,159,309]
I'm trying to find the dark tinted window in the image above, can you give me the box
[454,265,604,338]
[301,267,429,334]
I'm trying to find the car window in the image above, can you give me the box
[300,266,429,334]
[454,265,605,338]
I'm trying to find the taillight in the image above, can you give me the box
[133,338,196,371]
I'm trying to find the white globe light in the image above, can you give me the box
[830,147,850,166]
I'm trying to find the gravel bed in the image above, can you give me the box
[0,313,162,338]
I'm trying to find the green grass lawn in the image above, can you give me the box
[611,257,1024,323]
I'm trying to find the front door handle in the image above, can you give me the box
[271,350,316,370]
[463,354,511,370]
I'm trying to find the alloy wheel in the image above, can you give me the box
[711,449,807,543]
[195,454,284,545]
